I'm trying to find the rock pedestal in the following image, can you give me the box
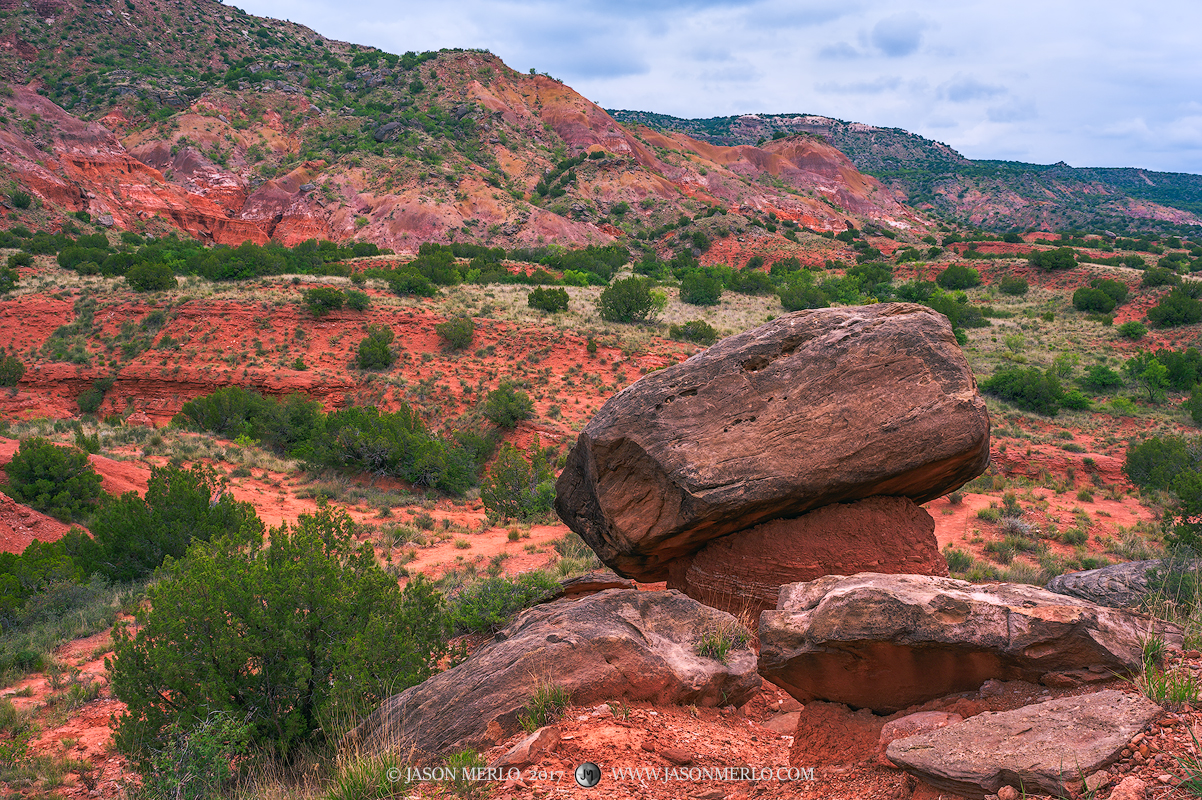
[666,496,948,617]
[555,304,990,582]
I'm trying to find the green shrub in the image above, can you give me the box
[1073,287,1115,314]
[518,684,571,733]
[669,320,719,345]
[387,269,436,297]
[110,507,448,764]
[356,324,396,370]
[9,190,30,210]
[527,287,569,312]
[1093,277,1129,305]
[344,289,371,311]
[0,353,24,387]
[679,270,723,306]
[1149,290,1202,327]
[480,439,554,521]
[6,252,31,269]
[597,277,662,323]
[435,316,474,350]
[942,546,974,573]
[3,437,105,521]
[85,464,263,582]
[483,382,533,428]
[998,274,1029,295]
[936,264,981,290]
[980,367,1063,416]
[1029,247,1077,269]
[450,571,559,634]
[303,286,344,316]
[1125,436,1197,491]
[1118,321,1148,340]
[778,272,829,311]
[1080,364,1124,392]
[1142,267,1181,288]
[126,262,176,292]
[130,712,251,800]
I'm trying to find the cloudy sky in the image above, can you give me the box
[232,0,1202,174]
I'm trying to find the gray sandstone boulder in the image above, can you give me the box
[1046,558,1200,608]
[758,573,1181,712]
[886,690,1162,799]
[349,589,760,760]
[554,304,991,581]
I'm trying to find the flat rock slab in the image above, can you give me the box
[555,304,990,581]
[667,496,948,617]
[758,573,1181,712]
[349,589,760,760]
[1046,558,1200,609]
[886,690,1162,799]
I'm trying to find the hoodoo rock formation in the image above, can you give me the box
[554,303,990,586]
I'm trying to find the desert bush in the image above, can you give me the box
[1080,364,1124,392]
[84,464,263,583]
[1073,287,1115,314]
[778,272,829,311]
[527,287,569,313]
[480,439,554,521]
[1149,290,1202,327]
[128,711,251,800]
[669,320,719,345]
[435,316,474,350]
[387,269,437,297]
[450,571,559,634]
[998,274,1029,295]
[980,367,1063,416]
[483,382,533,428]
[357,324,396,370]
[1118,321,1148,340]
[344,289,371,311]
[110,507,448,764]
[0,353,24,387]
[126,263,176,292]
[303,286,344,316]
[597,277,663,323]
[3,438,104,521]
[679,270,723,306]
[1142,267,1181,288]
[1029,247,1077,269]
[936,264,981,290]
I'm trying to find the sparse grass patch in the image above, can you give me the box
[518,684,571,732]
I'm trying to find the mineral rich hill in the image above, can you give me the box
[0,0,923,252]
[608,110,1202,233]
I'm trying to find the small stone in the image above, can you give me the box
[1084,769,1111,792]
[997,787,1019,800]
[1109,776,1147,800]
[661,747,693,766]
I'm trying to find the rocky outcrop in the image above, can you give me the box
[666,496,948,617]
[349,589,760,760]
[1046,559,1187,608]
[551,570,635,599]
[885,690,1162,799]
[877,711,963,766]
[555,304,990,582]
[758,573,1181,712]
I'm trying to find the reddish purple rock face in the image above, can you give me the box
[555,303,991,582]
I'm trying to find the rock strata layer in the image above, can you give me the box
[758,572,1180,712]
[555,304,990,581]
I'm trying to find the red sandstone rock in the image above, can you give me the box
[666,496,948,617]
[790,701,885,767]
[555,304,990,582]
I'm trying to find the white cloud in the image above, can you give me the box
[870,12,928,57]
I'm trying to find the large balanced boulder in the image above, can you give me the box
[886,690,1162,799]
[758,573,1181,712]
[349,589,760,760]
[555,304,990,581]
[667,496,948,617]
